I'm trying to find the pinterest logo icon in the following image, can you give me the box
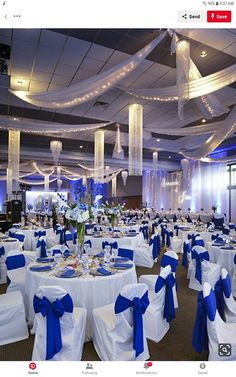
[29,362,37,370]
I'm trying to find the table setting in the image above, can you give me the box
[206,235,236,276]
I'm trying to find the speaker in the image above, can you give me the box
[6,200,22,223]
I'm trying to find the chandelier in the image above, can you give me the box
[50,140,62,165]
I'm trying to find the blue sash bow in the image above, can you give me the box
[151,222,158,234]
[102,241,118,250]
[188,233,200,245]
[191,249,209,284]
[174,225,179,236]
[161,255,178,273]
[52,249,62,256]
[6,254,25,270]
[223,228,230,235]
[229,224,235,230]
[34,230,46,238]
[211,234,220,241]
[64,232,73,246]
[33,293,73,360]
[140,225,148,240]
[114,291,149,357]
[192,291,208,353]
[36,238,47,258]
[155,274,176,322]
[182,242,191,268]
[84,239,92,248]
[0,246,5,257]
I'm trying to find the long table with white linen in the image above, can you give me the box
[25,264,137,340]
[206,241,236,277]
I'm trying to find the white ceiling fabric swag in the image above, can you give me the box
[9,32,167,109]
[180,105,236,160]
[0,116,111,134]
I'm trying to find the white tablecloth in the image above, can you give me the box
[25,264,137,339]
[178,229,219,244]
[206,242,236,277]
[84,233,143,252]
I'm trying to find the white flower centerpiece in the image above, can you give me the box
[102,201,125,233]
[65,202,90,257]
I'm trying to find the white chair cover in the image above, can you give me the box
[92,283,150,361]
[221,268,236,323]
[189,246,220,291]
[143,265,171,342]
[0,291,29,345]
[134,234,159,268]
[32,285,87,361]
[203,282,236,361]
[5,250,26,300]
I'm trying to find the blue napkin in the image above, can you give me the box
[30,265,52,272]
[220,246,234,250]
[36,257,54,263]
[127,234,137,237]
[114,257,130,262]
[96,252,104,258]
[212,243,225,247]
[97,267,112,276]
[113,263,133,269]
[59,269,76,278]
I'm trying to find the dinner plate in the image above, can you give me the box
[55,270,82,278]
[90,267,115,276]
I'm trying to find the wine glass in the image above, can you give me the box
[84,243,90,255]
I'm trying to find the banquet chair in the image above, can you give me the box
[203,282,236,360]
[12,231,25,250]
[193,236,205,247]
[5,250,27,300]
[134,234,160,268]
[139,250,179,309]
[0,291,29,345]
[92,283,150,361]
[216,268,236,323]
[189,246,220,291]
[32,285,87,361]
[143,265,174,343]
[229,223,236,236]
[165,228,182,254]
[64,230,75,251]
[0,246,7,284]
[212,214,225,230]
[49,244,69,256]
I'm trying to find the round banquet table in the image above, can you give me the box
[206,241,236,277]
[178,229,220,244]
[25,263,137,340]
[84,233,143,252]
[19,227,54,250]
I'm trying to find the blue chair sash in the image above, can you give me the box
[102,241,118,250]
[191,250,209,284]
[186,215,192,223]
[155,274,176,323]
[222,273,231,299]
[214,278,225,320]
[173,214,177,222]
[161,255,178,273]
[52,249,62,256]
[223,228,230,235]
[194,238,204,247]
[192,291,208,353]
[188,233,200,245]
[6,254,25,270]
[33,293,73,360]
[211,234,220,241]
[151,222,158,234]
[165,230,173,247]
[114,291,149,357]
[56,228,65,245]
[204,288,217,321]
[118,248,133,261]
[212,217,224,230]
[13,233,25,242]
[63,249,71,258]
[182,242,191,268]
[0,246,5,257]
[149,236,160,259]
[73,231,77,244]
[229,224,235,230]
[37,238,47,258]
[64,232,73,246]
[174,225,179,236]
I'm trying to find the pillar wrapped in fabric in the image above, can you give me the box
[6,168,12,200]
[112,176,117,197]
[176,40,190,120]
[94,130,104,183]
[8,130,20,191]
[128,104,143,176]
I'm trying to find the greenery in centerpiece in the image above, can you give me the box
[102,201,125,231]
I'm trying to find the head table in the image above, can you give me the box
[25,260,137,341]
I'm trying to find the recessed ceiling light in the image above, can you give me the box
[79,145,83,149]
[168,155,171,159]
[200,51,207,58]
[105,165,110,169]
[156,138,160,142]
[202,118,206,123]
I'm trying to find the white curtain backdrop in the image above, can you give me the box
[143,161,228,215]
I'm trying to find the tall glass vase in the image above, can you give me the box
[76,223,85,258]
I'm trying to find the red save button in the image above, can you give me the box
[207,10,231,22]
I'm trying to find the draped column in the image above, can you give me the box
[8,130,20,192]
[128,104,143,176]
[152,151,158,208]
[94,130,104,183]
[44,174,50,192]
[6,168,12,200]
[176,40,190,120]
[112,176,117,197]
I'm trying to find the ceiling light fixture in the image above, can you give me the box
[79,145,83,149]
[201,118,206,123]
[156,138,160,142]
[200,51,207,58]
[168,155,171,159]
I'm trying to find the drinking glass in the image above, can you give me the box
[82,253,90,272]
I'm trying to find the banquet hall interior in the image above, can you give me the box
[0,28,236,362]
